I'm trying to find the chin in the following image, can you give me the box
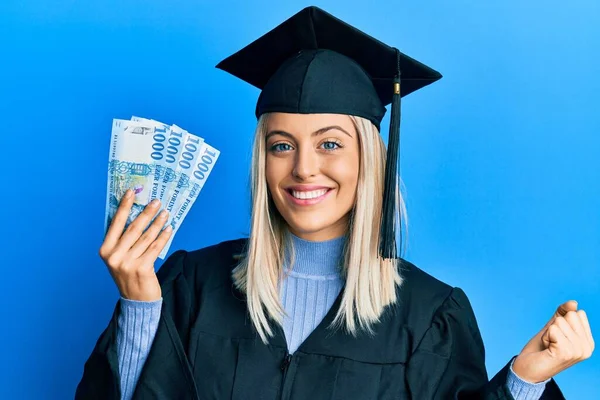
[288,218,327,233]
[283,213,346,239]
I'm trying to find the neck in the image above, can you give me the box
[285,231,346,276]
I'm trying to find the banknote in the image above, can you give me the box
[104,119,163,234]
[130,116,172,204]
[159,142,220,259]
[162,131,206,217]
[157,124,195,205]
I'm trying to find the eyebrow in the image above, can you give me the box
[265,125,353,140]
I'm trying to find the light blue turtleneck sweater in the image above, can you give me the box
[116,234,548,400]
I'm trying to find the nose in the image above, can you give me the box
[292,145,319,180]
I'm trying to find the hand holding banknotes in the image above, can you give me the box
[101,115,219,299]
[99,189,172,301]
[104,116,220,260]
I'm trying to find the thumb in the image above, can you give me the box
[554,300,578,318]
[526,300,578,351]
[544,300,578,331]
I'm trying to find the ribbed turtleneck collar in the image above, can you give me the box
[284,232,347,277]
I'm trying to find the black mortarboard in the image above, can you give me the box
[216,6,442,259]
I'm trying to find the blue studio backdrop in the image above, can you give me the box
[1,1,598,398]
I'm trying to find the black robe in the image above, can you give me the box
[75,238,565,399]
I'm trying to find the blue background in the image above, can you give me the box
[1,1,598,398]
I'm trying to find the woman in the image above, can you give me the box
[76,6,593,400]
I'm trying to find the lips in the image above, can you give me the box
[284,186,333,206]
[286,185,331,191]
[290,188,328,199]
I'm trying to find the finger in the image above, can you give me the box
[554,316,585,360]
[139,223,173,263]
[564,310,587,342]
[115,199,162,253]
[103,189,134,251]
[543,322,566,354]
[577,309,595,352]
[130,209,170,259]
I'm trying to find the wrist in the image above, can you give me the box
[512,354,552,384]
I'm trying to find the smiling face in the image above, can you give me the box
[265,112,360,241]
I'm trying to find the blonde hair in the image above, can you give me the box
[232,112,408,343]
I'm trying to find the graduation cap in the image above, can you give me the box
[216,6,442,260]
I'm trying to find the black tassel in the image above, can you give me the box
[379,49,402,260]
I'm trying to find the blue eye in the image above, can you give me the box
[271,143,293,152]
[321,141,341,151]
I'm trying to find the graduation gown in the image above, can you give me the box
[75,238,565,399]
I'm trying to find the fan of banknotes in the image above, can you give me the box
[104,116,220,259]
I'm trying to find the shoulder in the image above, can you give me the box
[397,257,453,305]
[186,237,248,267]
[395,258,476,331]
[157,237,248,293]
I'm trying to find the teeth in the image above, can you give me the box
[291,189,328,200]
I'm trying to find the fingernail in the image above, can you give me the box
[125,189,133,198]
[159,210,168,218]
[165,225,173,232]
[149,199,160,208]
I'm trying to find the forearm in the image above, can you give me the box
[506,357,550,400]
[116,297,163,400]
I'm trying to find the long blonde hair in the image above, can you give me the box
[232,112,408,343]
